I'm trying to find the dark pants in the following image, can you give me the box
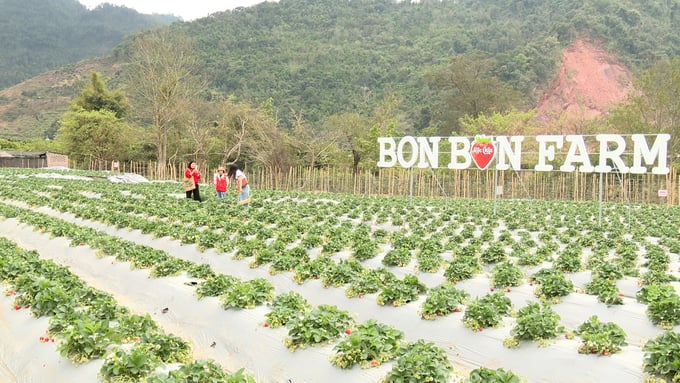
[185,183,201,201]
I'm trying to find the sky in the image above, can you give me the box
[77,0,274,21]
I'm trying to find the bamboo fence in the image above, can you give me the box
[75,159,680,205]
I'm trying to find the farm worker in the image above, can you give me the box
[213,166,229,199]
[227,163,251,208]
[184,161,202,202]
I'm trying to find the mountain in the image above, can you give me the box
[0,0,178,89]
[1,0,679,140]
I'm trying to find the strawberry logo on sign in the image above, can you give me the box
[470,136,496,170]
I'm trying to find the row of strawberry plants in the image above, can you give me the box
[2,170,680,379]
[0,236,255,383]
[3,175,680,338]
[2,202,504,382]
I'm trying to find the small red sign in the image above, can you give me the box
[470,136,496,170]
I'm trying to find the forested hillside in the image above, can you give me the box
[180,0,680,130]
[1,0,679,172]
[0,0,178,89]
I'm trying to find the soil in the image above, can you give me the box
[535,39,633,131]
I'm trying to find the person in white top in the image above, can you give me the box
[227,163,250,208]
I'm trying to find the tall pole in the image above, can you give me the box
[598,171,604,227]
[409,166,414,205]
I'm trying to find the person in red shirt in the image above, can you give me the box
[184,161,202,201]
[213,166,229,199]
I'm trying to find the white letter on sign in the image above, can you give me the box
[561,135,594,173]
[416,137,441,168]
[377,137,397,167]
[496,136,524,171]
[447,137,471,169]
[535,135,563,171]
[594,134,628,173]
[397,136,419,168]
[630,134,670,175]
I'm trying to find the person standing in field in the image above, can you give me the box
[213,166,229,199]
[227,163,250,208]
[184,161,202,201]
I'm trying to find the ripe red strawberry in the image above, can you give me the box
[506,288,511,292]
[454,307,462,313]
[470,136,496,170]
[618,293,625,297]
[345,329,352,335]
[263,322,269,328]
[490,287,494,292]
[14,304,20,310]
[370,359,379,367]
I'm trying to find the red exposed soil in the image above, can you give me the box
[535,39,633,133]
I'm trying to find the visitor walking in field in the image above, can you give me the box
[213,166,229,199]
[227,163,250,208]
[184,161,202,201]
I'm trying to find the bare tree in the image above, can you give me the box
[124,29,204,178]
[289,109,341,168]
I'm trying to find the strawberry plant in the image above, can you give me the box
[196,274,240,299]
[480,242,507,264]
[444,255,482,282]
[292,255,334,284]
[530,268,574,302]
[269,246,310,274]
[58,318,115,364]
[321,259,364,287]
[585,277,623,305]
[141,332,193,363]
[285,304,355,351]
[98,344,160,383]
[382,247,412,267]
[115,314,159,343]
[637,284,677,304]
[265,291,312,328]
[346,268,396,298]
[377,274,427,307]
[646,292,680,329]
[643,331,680,383]
[505,302,563,347]
[554,244,583,272]
[463,292,512,331]
[420,283,469,320]
[575,315,627,355]
[382,339,452,383]
[147,360,234,383]
[416,250,444,272]
[331,319,404,369]
[465,367,522,383]
[491,261,524,288]
[150,258,191,277]
[186,263,216,279]
[221,278,274,309]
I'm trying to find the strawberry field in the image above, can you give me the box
[1,167,679,383]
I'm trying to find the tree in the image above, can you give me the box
[124,29,204,178]
[289,109,342,168]
[57,109,133,162]
[72,72,129,118]
[56,71,133,163]
[427,52,524,135]
[608,57,680,157]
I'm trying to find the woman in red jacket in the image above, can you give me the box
[184,161,202,201]
[213,166,229,199]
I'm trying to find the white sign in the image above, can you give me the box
[658,189,668,197]
[377,134,671,175]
